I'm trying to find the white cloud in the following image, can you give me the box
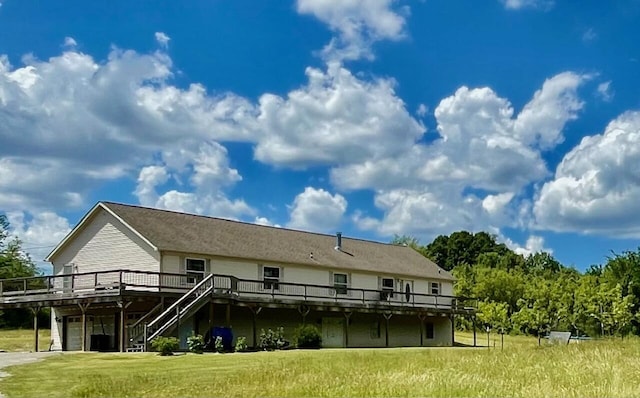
[416,103,428,117]
[296,0,407,61]
[514,72,587,149]
[597,81,614,102]
[503,234,551,256]
[155,32,170,48]
[501,0,554,10]
[254,62,423,167]
[63,37,77,47]
[254,216,281,228]
[6,211,72,269]
[134,141,252,220]
[534,111,640,237]
[287,187,347,232]
[0,45,257,212]
[342,72,586,239]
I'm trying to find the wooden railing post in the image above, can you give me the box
[0,280,4,296]
[23,279,27,294]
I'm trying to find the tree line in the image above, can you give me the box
[393,231,639,339]
[0,214,49,328]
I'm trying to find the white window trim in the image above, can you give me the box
[262,265,281,291]
[430,281,441,295]
[333,272,350,296]
[381,277,395,300]
[185,257,206,284]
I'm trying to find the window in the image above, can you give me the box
[381,277,394,300]
[186,258,205,284]
[425,322,434,339]
[263,266,280,290]
[333,273,348,295]
[430,282,441,295]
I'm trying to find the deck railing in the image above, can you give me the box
[0,270,477,312]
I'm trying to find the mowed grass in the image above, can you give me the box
[2,332,640,398]
[0,328,51,352]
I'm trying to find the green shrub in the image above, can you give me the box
[214,336,224,353]
[259,327,286,351]
[235,336,248,352]
[294,324,322,349]
[187,333,204,354]
[151,336,179,356]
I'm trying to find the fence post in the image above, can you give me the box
[143,323,148,352]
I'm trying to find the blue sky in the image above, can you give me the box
[1,0,639,271]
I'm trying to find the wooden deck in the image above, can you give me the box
[0,270,477,315]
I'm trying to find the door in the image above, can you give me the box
[322,318,344,348]
[65,316,93,351]
[62,264,73,291]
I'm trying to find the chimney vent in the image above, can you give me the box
[335,232,342,251]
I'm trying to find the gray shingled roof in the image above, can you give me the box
[104,202,454,281]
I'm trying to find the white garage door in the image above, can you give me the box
[66,316,93,351]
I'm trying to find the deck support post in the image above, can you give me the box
[450,314,455,346]
[418,313,427,347]
[78,302,91,352]
[117,300,131,352]
[343,312,352,348]
[297,305,310,325]
[383,313,393,348]
[225,303,231,327]
[248,305,262,348]
[32,306,41,352]
[472,316,477,347]
[208,299,215,343]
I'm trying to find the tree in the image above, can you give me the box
[0,214,41,328]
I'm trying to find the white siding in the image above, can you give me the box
[52,209,159,275]
[50,308,63,351]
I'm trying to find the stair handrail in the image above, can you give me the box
[146,274,214,331]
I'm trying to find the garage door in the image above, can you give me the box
[65,316,93,351]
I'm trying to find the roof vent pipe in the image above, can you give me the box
[335,232,342,251]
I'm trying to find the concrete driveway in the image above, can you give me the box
[0,352,61,398]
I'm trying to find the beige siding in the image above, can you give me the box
[51,209,159,275]
[162,254,181,274]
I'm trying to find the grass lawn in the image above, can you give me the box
[1,332,639,397]
[0,328,51,352]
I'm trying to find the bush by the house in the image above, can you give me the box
[214,336,224,353]
[151,337,179,356]
[293,324,322,349]
[187,333,205,354]
[259,327,286,351]
[235,336,248,352]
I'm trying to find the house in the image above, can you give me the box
[0,202,476,352]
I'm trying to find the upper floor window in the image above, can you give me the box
[186,258,205,284]
[430,282,441,295]
[381,277,394,300]
[333,273,349,295]
[263,266,280,290]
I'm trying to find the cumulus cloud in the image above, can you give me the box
[343,72,586,239]
[6,211,72,269]
[254,216,281,228]
[287,187,347,232]
[254,62,423,167]
[296,0,407,61]
[501,0,554,10]
[0,46,256,212]
[534,111,640,237]
[503,234,551,256]
[133,141,253,219]
[155,32,170,48]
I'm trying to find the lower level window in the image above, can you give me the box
[263,266,280,290]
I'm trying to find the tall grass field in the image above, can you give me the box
[1,332,639,397]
